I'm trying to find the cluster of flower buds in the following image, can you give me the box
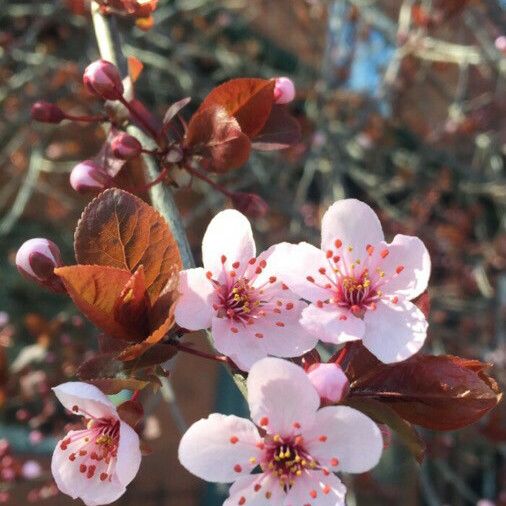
[15,238,66,293]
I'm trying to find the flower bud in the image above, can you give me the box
[231,192,268,218]
[306,363,349,403]
[70,161,108,193]
[16,238,65,293]
[83,60,124,101]
[273,77,296,104]
[495,36,506,54]
[111,132,142,160]
[31,101,66,124]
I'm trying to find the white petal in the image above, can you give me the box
[380,235,431,300]
[363,300,427,363]
[174,268,214,330]
[178,413,262,483]
[251,299,318,359]
[301,304,365,344]
[267,242,331,302]
[52,382,116,419]
[321,199,384,257]
[211,316,268,371]
[284,470,347,506]
[115,421,141,487]
[224,474,285,506]
[202,210,256,278]
[247,357,319,436]
[305,406,383,474]
[51,432,125,505]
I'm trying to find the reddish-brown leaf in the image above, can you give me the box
[348,348,502,431]
[55,265,133,341]
[117,399,144,428]
[74,189,182,302]
[113,266,150,339]
[197,78,275,138]
[185,106,251,173]
[87,378,150,395]
[252,105,301,151]
[121,343,178,368]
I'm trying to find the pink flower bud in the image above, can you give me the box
[83,60,124,101]
[70,160,108,193]
[31,101,66,124]
[495,36,506,54]
[16,238,65,293]
[231,192,269,218]
[111,132,142,160]
[273,77,296,104]
[306,363,349,403]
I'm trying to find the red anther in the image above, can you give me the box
[259,417,269,426]
[234,464,242,473]
[221,255,227,264]
[380,248,389,258]
[269,276,277,283]
[318,267,326,274]
[232,261,240,269]
[306,276,315,283]
[396,265,405,274]
[366,244,374,256]
[334,239,342,248]
[326,250,333,259]
[230,436,239,444]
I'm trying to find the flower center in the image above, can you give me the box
[59,409,120,483]
[263,435,317,489]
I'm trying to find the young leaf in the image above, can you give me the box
[87,378,150,395]
[74,188,182,302]
[197,78,275,138]
[163,97,191,131]
[117,399,144,428]
[348,348,502,431]
[55,265,133,341]
[185,106,251,173]
[252,105,301,151]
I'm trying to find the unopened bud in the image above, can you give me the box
[273,77,296,104]
[83,60,124,101]
[111,132,142,160]
[231,192,268,218]
[495,36,506,54]
[16,238,65,293]
[70,161,108,193]
[306,363,349,403]
[31,101,66,124]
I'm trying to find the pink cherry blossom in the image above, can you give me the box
[179,358,382,506]
[306,363,349,403]
[273,199,430,363]
[51,382,141,506]
[174,210,317,371]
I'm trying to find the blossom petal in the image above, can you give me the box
[305,406,383,474]
[251,299,318,358]
[115,421,141,487]
[284,470,347,506]
[321,199,384,257]
[52,382,116,419]
[211,316,267,371]
[301,303,365,344]
[224,474,285,506]
[174,268,214,330]
[178,413,262,483]
[247,357,319,436]
[380,235,431,300]
[363,300,427,363]
[51,432,125,505]
[202,210,256,279]
[268,242,332,302]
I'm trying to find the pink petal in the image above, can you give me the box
[306,363,349,403]
[51,432,126,505]
[247,357,319,436]
[268,242,332,302]
[211,316,268,371]
[174,268,214,330]
[202,210,256,279]
[301,304,365,344]
[115,421,141,487]
[52,382,116,419]
[380,235,431,300]
[305,406,383,474]
[178,414,262,483]
[363,300,427,363]
[250,299,318,359]
[321,199,384,257]
[284,470,347,506]
[223,474,285,506]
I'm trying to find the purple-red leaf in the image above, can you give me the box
[252,105,301,151]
